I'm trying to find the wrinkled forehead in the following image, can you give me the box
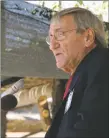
[49,15,76,33]
[49,19,63,34]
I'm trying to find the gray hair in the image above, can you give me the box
[51,7,107,48]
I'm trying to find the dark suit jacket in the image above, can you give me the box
[45,47,109,138]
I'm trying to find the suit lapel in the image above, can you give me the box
[64,74,80,113]
[51,74,80,121]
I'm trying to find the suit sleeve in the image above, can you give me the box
[65,62,108,138]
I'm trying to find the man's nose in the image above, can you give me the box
[49,38,60,51]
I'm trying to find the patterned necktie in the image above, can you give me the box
[63,75,73,100]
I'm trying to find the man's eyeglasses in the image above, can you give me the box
[46,28,77,46]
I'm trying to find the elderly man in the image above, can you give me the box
[45,7,109,138]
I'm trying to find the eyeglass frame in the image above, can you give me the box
[46,28,77,46]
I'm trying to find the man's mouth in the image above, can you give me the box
[55,53,62,56]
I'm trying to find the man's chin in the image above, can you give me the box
[56,63,71,73]
[56,62,64,69]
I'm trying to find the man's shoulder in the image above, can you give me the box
[91,47,109,66]
[80,47,108,71]
[87,47,109,80]
[74,47,108,79]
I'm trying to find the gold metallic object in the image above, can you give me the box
[37,95,51,131]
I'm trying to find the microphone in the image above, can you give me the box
[1,79,24,98]
[1,79,24,111]
[1,94,17,111]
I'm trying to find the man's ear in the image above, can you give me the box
[84,28,95,47]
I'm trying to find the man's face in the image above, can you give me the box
[49,15,87,73]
